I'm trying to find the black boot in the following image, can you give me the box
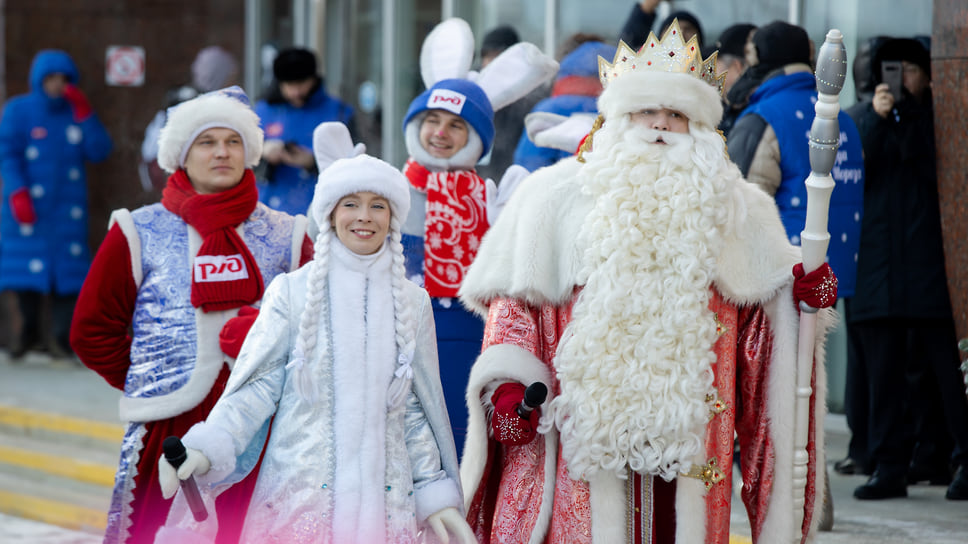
[946,465,968,500]
[854,466,907,500]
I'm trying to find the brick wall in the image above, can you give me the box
[3,0,245,249]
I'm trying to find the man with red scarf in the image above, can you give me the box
[70,86,312,544]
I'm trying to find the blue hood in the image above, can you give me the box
[29,50,79,93]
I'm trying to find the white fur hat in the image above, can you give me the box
[310,154,411,228]
[598,70,724,130]
[157,85,264,173]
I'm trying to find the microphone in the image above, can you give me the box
[162,436,209,522]
[516,382,548,419]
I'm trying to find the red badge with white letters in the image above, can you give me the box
[194,254,249,282]
[31,126,48,139]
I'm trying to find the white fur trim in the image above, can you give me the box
[289,214,307,270]
[309,154,411,229]
[153,526,214,544]
[459,343,556,544]
[403,113,484,172]
[413,477,462,522]
[119,225,233,423]
[157,91,264,173]
[108,209,143,288]
[587,473,625,542]
[461,158,800,314]
[675,473,707,542]
[598,70,724,130]
[181,420,238,485]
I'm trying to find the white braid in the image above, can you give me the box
[288,222,333,402]
[386,215,417,408]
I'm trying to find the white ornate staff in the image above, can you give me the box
[792,28,847,543]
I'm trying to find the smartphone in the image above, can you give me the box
[881,60,903,102]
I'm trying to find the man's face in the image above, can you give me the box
[901,61,930,100]
[184,127,247,194]
[629,108,690,138]
[280,77,316,108]
[419,110,469,159]
[43,73,68,98]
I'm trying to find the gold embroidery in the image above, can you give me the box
[682,458,725,489]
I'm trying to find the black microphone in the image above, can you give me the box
[516,382,548,419]
[162,436,209,522]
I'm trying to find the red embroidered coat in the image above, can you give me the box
[457,157,832,544]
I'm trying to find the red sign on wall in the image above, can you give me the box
[105,46,145,87]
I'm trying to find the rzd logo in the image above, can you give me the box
[194,254,249,282]
[427,89,466,116]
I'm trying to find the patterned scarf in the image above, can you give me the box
[161,169,264,312]
[403,157,489,297]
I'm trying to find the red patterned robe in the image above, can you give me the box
[457,157,832,543]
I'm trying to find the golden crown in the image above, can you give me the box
[598,20,725,96]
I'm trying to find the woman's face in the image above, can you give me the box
[184,127,247,194]
[418,109,469,159]
[331,191,391,255]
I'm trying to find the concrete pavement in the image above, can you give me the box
[1,348,966,543]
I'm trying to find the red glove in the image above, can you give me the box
[792,263,838,309]
[10,188,36,225]
[490,382,540,446]
[62,83,93,122]
[219,305,259,358]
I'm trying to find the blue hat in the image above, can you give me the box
[402,78,495,158]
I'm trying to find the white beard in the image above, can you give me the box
[548,119,732,481]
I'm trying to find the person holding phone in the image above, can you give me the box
[846,37,968,501]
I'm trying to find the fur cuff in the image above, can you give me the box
[181,421,237,485]
[413,477,462,522]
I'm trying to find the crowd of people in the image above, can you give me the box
[0,3,965,543]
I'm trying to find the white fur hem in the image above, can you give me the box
[414,477,462,522]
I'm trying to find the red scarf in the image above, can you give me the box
[404,158,489,297]
[162,169,264,312]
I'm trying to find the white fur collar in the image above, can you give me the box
[460,156,801,314]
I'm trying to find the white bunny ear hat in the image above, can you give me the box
[402,18,559,168]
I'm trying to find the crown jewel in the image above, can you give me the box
[598,20,725,96]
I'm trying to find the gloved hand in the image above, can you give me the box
[427,506,476,544]
[490,382,539,445]
[158,446,211,500]
[9,188,36,225]
[219,305,259,358]
[792,262,838,310]
[62,83,93,122]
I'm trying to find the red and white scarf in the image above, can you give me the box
[403,158,489,297]
[162,169,264,312]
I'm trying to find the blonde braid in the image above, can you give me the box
[386,216,416,407]
[289,222,332,402]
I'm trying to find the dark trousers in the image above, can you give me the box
[12,290,76,354]
[853,317,968,473]
[843,298,871,469]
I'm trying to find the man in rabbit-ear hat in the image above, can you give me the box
[400,17,557,455]
[458,22,837,543]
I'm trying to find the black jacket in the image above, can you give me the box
[847,91,953,322]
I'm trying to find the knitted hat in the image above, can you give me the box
[157,86,264,173]
[310,154,411,229]
[191,46,238,92]
[751,21,812,69]
[273,48,318,82]
[481,25,520,57]
[402,78,495,157]
[715,23,756,58]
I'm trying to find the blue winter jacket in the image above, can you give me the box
[732,71,865,298]
[254,85,354,216]
[0,50,113,294]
